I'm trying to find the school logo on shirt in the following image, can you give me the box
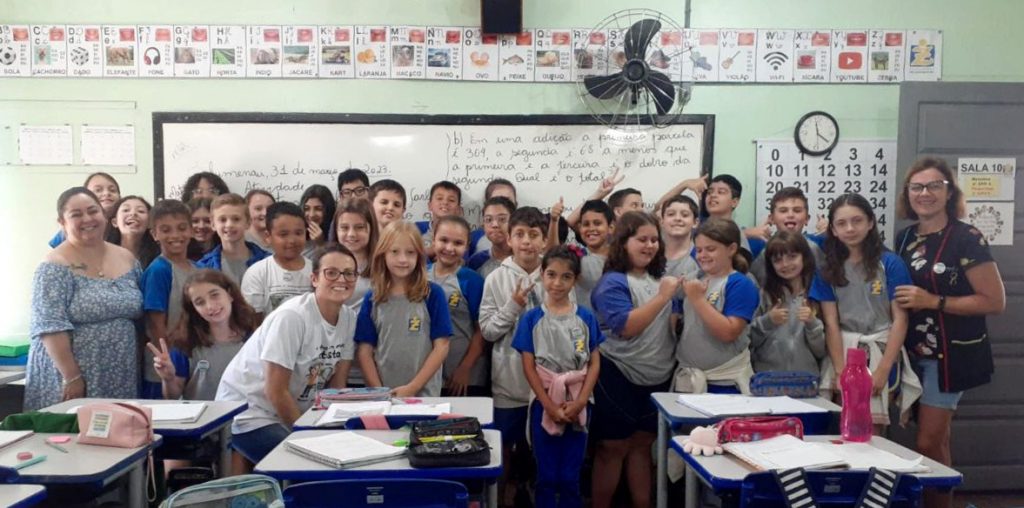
[870,279,883,295]
[408,315,422,332]
[571,327,586,353]
[706,291,721,306]
[448,291,462,309]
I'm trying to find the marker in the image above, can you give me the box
[14,455,47,470]
[45,441,69,454]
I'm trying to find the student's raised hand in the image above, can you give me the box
[445,366,472,397]
[307,221,323,243]
[768,302,790,326]
[596,166,625,197]
[894,285,937,310]
[512,277,536,308]
[797,304,815,322]
[658,275,681,299]
[815,215,828,234]
[681,175,709,195]
[550,196,565,219]
[391,385,419,398]
[746,217,772,241]
[146,338,177,382]
[681,277,708,301]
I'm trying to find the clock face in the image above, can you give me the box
[795,112,839,155]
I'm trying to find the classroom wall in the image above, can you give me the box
[2,0,1022,334]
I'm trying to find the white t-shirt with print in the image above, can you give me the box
[216,292,356,433]
[240,256,313,314]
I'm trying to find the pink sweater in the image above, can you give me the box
[536,364,588,436]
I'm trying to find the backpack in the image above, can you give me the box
[161,474,284,508]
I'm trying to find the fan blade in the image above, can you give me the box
[584,73,629,100]
[623,18,662,61]
[643,70,676,115]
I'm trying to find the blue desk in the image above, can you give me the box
[651,392,841,508]
[256,429,503,507]
[670,435,962,508]
[43,398,247,476]
[0,484,46,507]
[0,433,162,507]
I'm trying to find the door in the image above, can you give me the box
[895,82,1024,491]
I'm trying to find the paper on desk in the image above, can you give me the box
[815,442,930,473]
[316,401,392,427]
[387,402,451,416]
[676,394,826,417]
[143,403,207,423]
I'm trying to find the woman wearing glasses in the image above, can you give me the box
[217,244,360,472]
[893,157,1005,508]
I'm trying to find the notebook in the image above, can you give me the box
[143,403,208,424]
[723,434,847,471]
[676,394,826,417]
[316,401,393,427]
[286,432,407,469]
[816,442,930,473]
[0,430,33,451]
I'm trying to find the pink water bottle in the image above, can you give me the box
[840,347,873,442]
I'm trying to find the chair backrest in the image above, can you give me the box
[740,470,923,508]
[161,473,284,508]
[283,479,469,508]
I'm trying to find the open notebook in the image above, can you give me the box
[723,435,929,472]
[286,432,407,469]
[676,394,826,417]
[316,401,452,427]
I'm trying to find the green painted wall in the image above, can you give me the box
[2,0,1021,333]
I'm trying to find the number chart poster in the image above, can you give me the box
[755,140,897,244]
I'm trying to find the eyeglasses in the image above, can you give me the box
[340,186,370,198]
[483,215,510,226]
[320,268,359,282]
[908,180,948,194]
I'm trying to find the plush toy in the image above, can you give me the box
[682,425,723,456]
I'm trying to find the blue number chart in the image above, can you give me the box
[755,140,897,245]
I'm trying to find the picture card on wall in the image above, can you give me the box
[606,27,626,77]
[424,26,462,80]
[66,25,103,77]
[461,28,498,81]
[571,28,607,80]
[31,25,67,77]
[209,26,245,78]
[102,25,138,77]
[755,29,794,83]
[718,29,756,82]
[172,25,210,78]
[282,26,317,77]
[653,29,686,83]
[830,30,868,83]
[0,25,32,76]
[81,125,135,166]
[534,29,572,82]
[498,30,535,82]
[389,26,426,79]
[18,125,73,165]
[138,25,174,78]
[353,25,390,79]
[318,26,354,78]
[793,30,830,82]
[904,29,941,81]
[867,30,905,83]
[247,26,282,78]
[687,29,720,82]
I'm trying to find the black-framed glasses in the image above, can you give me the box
[320,268,359,282]
[908,180,948,194]
[340,186,370,198]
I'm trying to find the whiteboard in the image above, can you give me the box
[154,114,714,225]
[754,139,897,244]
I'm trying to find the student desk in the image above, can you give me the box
[670,434,962,508]
[0,484,46,508]
[256,429,503,508]
[42,398,247,476]
[0,433,162,507]
[0,370,25,387]
[292,397,494,430]
[651,392,841,508]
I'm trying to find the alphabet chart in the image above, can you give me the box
[754,139,897,244]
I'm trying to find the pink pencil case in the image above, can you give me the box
[76,402,153,448]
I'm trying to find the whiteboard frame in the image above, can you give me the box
[152,112,715,199]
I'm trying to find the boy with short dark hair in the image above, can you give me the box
[575,199,614,311]
[607,187,643,217]
[142,199,197,398]
[336,168,371,205]
[468,196,516,279]
[369,179,407,233]
[701,174,764,258]
[241,202,312,322]
[470,179,517,257]
[417,180,463,252]
[197,193,270,284]
[749,186,826,285]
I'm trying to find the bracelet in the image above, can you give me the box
[937,295,947,312]
[61,375,83,387]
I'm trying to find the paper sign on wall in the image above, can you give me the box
[718,29,756,82]
[498,31,535,82]
[756,29,794,83]
[138,25,174,78]
[102,25,138,77]
[18,125,73,165]
[66,25,103,77]
[904,29,942,81]
[967,202,1013,245]
[81,125,135,166]
[0,25,32,77]
[247,26,282,78]
[534,29,572,82]
[688,29,720,82]
[793,30,830,82]
[830,30,868,83]
[867,30,905,83]
[571,28,607,81]
[209,26,245,78]
[958,157,1016,201]
[318,26,354,78]
[353,26,390,79]
[462,29,498,81]
[389,26,426,79]
[425,27,462,80]
[31,25,67,77]
[282,26,317,78]
[173,26,211,78]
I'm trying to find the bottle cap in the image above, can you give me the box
[846,347,867,365]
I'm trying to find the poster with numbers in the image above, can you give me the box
[755,140,897,244]
[31,25,67,76]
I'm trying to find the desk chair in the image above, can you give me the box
[283,479,469,508]
[740,468,922,508]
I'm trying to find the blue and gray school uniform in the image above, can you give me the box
[750,233,825,287]
[469,228,491,257]
[344,276,372,387]
[428,265,487,389]
[353,283,454,397]
[677,271,759,371]
[512,304,604,508]
[749,289,825,374]
[575,253,605,313]
[196,241,271,284]
[141,256,197,398]
[468,249,503,280]
[170,341,245,401]
[665,247,700,280]
[808,252,911,335]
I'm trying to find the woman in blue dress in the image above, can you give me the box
[26,187,143,410]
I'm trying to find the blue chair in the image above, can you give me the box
[740,469,923,508]
[284,479,469,508]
